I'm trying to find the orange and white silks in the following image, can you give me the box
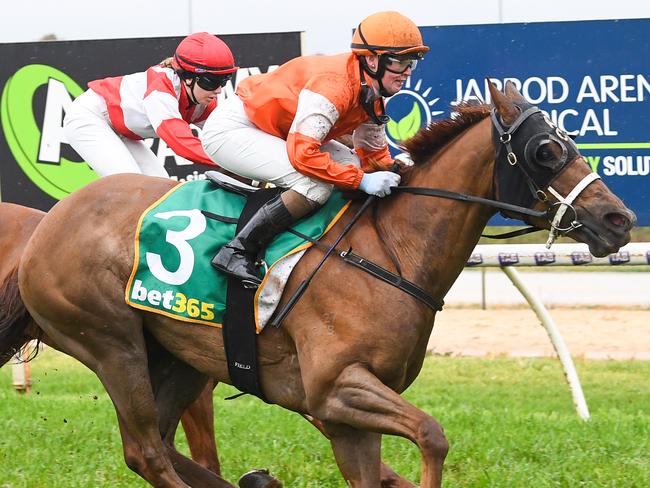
[236,53,393,190]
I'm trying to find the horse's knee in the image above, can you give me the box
[417,417,449,460]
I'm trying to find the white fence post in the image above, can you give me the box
[501,266,590,420]
[462,242,648,421]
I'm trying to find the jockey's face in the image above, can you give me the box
[381,63,412,96]
[184,79,222,105]
[365,55,413,97]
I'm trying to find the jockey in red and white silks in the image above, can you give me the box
[63,32,237,177]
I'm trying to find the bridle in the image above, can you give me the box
[269,100,606,325]
[489,103,601,247]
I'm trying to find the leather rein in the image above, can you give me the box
[196,105,602,327]
[270,105,603,326]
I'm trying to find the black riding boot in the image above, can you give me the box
[212,194,293,287]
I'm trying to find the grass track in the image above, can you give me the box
[1,349,649,487]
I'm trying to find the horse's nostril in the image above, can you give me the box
[606,212,632,231]
[608,214,626,227]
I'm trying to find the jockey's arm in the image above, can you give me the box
[155,118,217,166]
[352,122,394,172]
[143,79,218,167]
[286,88,365,190]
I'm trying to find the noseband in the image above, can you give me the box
[491,104,601,247]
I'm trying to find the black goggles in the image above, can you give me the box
[196,72,232,91]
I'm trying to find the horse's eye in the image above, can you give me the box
[536,144,554,163]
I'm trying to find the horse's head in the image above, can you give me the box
[488,81,636,256]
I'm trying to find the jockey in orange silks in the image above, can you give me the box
[201,11,429,287]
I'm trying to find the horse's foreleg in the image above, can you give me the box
[310,363,448,488]
[303,414,417,487]
[324,422,382,487]
[379,463,419,488]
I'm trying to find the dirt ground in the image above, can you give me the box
[428,306,650,360]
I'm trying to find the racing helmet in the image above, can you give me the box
[351,11,429,58]
[172,32,238,77]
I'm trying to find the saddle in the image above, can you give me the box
[204,171,260,197]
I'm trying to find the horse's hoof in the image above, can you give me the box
[238,469,283,488]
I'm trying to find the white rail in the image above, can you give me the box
[467,242,648,267]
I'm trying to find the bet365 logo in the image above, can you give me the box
[385,78,444,150]
[0,64,98,200]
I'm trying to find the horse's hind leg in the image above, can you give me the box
[30,309,213,487]
[146,338,235,487]
[180,380,221,474]
[156,374,233,488]
[150,357,281,488]
[309,363,448,488]
[144,327,221,475]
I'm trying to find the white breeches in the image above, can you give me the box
[201,94,360,205]
[63,90,169,178]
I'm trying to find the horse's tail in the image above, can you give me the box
[0,267,37,368]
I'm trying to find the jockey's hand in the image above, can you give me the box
[394,152,415,173]
[359,171,401,197]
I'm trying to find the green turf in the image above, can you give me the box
[1,349,648,487]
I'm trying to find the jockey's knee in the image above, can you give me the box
[281,188,325,219]
[291,180,333,206]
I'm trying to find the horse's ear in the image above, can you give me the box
[486,80,519,126]
[504,81,527,103]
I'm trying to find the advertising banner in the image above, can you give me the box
[385,19,650,225]
[0,33,301,210]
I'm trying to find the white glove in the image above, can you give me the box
[358,171,401,197]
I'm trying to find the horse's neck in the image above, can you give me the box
[381,118,496,297]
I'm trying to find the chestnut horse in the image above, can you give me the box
[0,201,410,486]
[0,204,411,487]
[1,83,635,487]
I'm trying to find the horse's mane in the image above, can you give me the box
[401,101,491,164]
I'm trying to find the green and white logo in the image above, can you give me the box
[1,64,98,200]
[385,78,444,149]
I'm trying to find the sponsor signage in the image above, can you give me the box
[534,251,556,265]
[498,252,519,266]
[0,33,301,210]
[385,19,650,225]
[466,252,483,266]
[608,250,630,265]
[570,251,593,265]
